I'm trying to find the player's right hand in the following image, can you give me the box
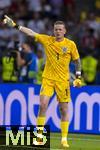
[3,15,16,27]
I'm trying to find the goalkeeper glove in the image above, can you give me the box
[73,71,82,87]
[73,78,82,87]
[3,15,19,29]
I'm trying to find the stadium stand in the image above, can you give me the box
[0,0,100,84]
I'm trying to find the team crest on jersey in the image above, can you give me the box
[62,47,67,53]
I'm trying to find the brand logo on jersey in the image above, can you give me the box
[62,47,67,53]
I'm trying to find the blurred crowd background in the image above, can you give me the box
[0,0,100,85]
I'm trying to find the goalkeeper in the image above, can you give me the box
[3,15,82,148]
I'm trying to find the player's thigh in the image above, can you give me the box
[55,80,71,102]
[40,78,54,97]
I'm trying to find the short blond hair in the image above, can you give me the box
[54,21,65,27]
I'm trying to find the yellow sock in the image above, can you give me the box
[61,121,69,140]
[36,116,45,142]
[37,116,45,126]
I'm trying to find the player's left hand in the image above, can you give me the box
[73,78,82,87]
[3,15,16,27]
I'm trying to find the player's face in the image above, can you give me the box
[54,24,66,40]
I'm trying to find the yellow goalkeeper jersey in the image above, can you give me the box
[35,34,80,82]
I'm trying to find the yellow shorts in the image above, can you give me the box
[40,78,71,102]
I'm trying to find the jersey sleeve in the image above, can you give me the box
[71,42,80,60]
[34,33,49,45]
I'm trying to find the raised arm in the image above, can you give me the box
[18,26,37,37]
[3,15,37,38]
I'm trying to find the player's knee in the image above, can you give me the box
[39,102,48,113]
[60,107,67,116]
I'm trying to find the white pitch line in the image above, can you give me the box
[0,136,99,150]
[1,132,100,142]
[0,133,100,142]
[51,135,100,142]
[69,137,100,142]
[0,136,100,150]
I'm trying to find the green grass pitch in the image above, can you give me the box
[0,133,100,150]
